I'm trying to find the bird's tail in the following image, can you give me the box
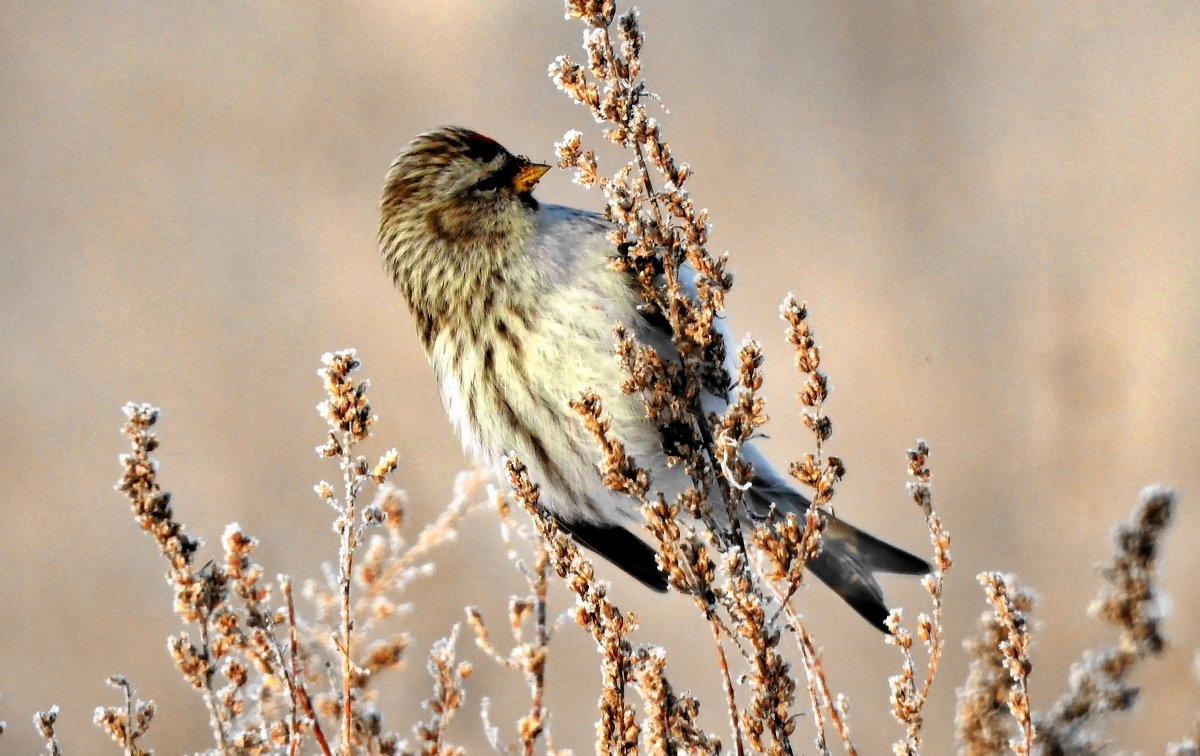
[742,454,931,630]
[806,516,931,629]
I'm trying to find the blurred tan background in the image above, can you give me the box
[2,2,1197,752]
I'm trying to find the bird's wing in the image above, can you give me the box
[530,206,932,630]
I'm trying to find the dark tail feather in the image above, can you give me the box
[807,517,931,630]
[745,467,931,630]
[557,518,669,592]
[557,488,929,630]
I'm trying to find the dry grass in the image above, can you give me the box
[3,3,1193,755]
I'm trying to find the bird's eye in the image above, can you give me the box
[471,159,521,195]
[472,173,505,194]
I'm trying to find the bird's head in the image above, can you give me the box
[379,127,550,250]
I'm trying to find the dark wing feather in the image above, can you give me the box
[557,517,669,592]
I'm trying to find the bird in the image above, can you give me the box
[377,126,930,629]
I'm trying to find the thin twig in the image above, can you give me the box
[708,612,746,756]
[195,607,231,753]
[340,436,356,756]
[522,543,550,756]
[791,607,856,756]
[284,578,333,756]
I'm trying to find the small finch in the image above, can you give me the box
[378,126,929,629]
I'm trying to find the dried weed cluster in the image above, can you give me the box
[4,2,1193,755]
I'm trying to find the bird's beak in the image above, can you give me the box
[512,162,551,194]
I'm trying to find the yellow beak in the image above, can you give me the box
[512,162,551,194]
